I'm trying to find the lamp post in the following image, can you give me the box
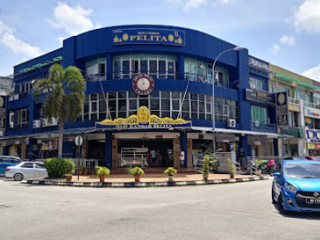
[212,46,244,155]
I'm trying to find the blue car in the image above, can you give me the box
[272,160,320,213]
[0,156,23,174]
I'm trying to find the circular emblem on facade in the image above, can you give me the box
[122,33,129,41]
[132,73,155,95]
[278,93,285,105]
[313,192,320,198]
[137,106,150,124]
[0,96,4,108]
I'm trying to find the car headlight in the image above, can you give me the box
[285,182,298,193]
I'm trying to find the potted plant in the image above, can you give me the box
[78,166,85,175]
[83,167,88,175]
[254,159,263,176]
[96,166,110,182]
[202,154,210,181]
[164,167,177,182]
[129,167,144,182]
[228,158,235,179]
[65,174,72,181]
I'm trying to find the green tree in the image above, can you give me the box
[33,64,85,158]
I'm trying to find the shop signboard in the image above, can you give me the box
[96,106,191,129]
[276,92,288,126]
[112,28,185,46]
[306,128,320,143]
[305,107,320,119]
[282,128,303,138]
[245,88,274,104]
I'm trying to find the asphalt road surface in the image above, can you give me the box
[0,178,319,240]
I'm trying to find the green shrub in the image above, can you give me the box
[202,155,210,175]
[164,167,177,176]
[96,166,110,177]
[129,167,144,176]
[228,158,234,174]
[44,158,75,178]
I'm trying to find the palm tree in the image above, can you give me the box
[33,63,85,158]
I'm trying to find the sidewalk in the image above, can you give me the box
[22,173,272,188]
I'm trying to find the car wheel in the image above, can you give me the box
[277,193,287,214]
[14,173,23,181]
[272,188,276,203]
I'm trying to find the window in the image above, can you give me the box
[85,58,106,81]
[249,77,264,91]
[214,97,238,122]
[113,54,177,79]
[35,163,45,168]
[251,105,267,125]
[294,89,311,102]
[21,163,34,168]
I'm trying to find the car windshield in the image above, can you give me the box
[285,163,320,179]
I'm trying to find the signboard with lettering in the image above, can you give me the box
[306,128,320,143]
[282,128,303,138]
[245,88,274,104]
[248,57,269,73]
[305,107,320,119]
[276,92,288,126]
[112,28,185,46]
[96,106,191,129]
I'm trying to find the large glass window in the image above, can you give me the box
[249,77,264,91]
[80,92,234,122]
[85,57,106,81]
[113,54,177,79]
[184,58,229,87]
[251,105,267,125]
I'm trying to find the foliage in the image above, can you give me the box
[33,64,85,158]
[227,158,234,174]
[96,166,111,177]
[202,154,210,175]
[129,167,144,176]
[78,166,86,171]
[203,148,220,173]
[44,158,75,178]
[164,167,177,176]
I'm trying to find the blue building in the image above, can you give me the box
[1,25,279,170]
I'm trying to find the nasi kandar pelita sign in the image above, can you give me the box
[95,106,191,129]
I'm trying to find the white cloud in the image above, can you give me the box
[166,0,207,11]
[294,0,320,34]
[279,35,295,46]
[48,2,96,36]
[221,0,238,4]
[0,20,42,58]
[303,64,320,81]
[271,44,280,55]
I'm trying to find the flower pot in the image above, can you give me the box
[202,173,209,181]
[99,176,105,182]
[230,173,235,179]
[78,170,83,175]
[168,175,174,182]
[66,175,72,181]
[134,175,141,182]
[83,170,88,175]
[256,170,262,176]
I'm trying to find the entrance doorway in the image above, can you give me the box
[117,139,173,168]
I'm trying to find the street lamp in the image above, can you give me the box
[212,46,245,155]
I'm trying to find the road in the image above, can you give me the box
[0,178,319,240]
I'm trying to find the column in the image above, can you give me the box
[105,132,113,169]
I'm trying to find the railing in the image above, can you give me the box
[250,121,277,132]
[288,97,300,105]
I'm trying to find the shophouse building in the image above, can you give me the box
[0,25,304,169]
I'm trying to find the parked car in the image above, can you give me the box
[5,162,48,181]
[306,156,320,161]
[0,156,23,174]
[272,160,320,214]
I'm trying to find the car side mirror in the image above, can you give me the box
[273,172,280,177]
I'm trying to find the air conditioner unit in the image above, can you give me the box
[48,117,58,126]
[227,119,236,128]
[42,118,48,127]
[33,120,41,128]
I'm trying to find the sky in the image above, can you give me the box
[1,0,320,81]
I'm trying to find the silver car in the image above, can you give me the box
[5,162,48,181]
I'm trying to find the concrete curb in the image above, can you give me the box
[21,176,272,188]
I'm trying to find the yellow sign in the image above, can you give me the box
[96,106,191,129]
